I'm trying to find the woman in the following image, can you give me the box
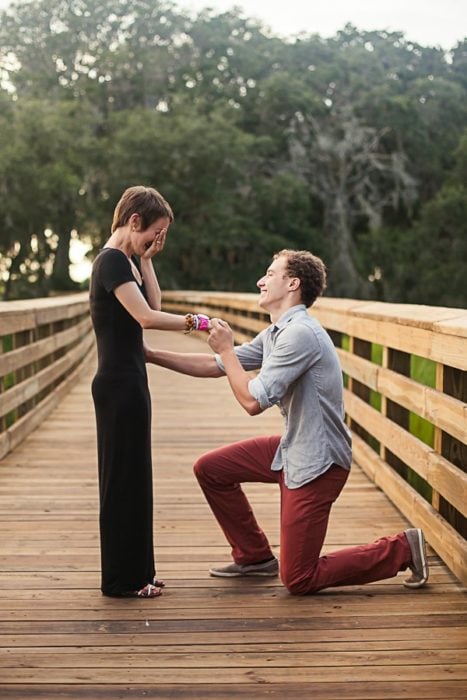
[90,185,209,598]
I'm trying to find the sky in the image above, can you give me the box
[183,0,466,49]
[0,0,465,50]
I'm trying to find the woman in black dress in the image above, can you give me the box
[90,186,210,598]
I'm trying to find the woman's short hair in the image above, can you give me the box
[112,186,174,232]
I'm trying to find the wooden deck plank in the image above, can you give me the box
[0,329,466,697]
[1,664,467,682]
[1,681,467,700]
[1,648,466,668]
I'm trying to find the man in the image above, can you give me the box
[147,249,428,594]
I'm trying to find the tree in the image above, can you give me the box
[95,101,288,289]
[408,132,467,307]
[0,98,96,298]
[360,131,467,307]
[288,102,416,297]
[0,2,465,299]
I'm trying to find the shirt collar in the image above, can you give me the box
[272,304,307,331]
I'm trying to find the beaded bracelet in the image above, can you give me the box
[184,313,195,333]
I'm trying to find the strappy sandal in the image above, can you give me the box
[136,583,162,598]
[118,582,163,598]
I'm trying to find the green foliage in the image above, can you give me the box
[408,187,467,307]
[0,1,465,303]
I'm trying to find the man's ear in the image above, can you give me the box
[288,277,300,292]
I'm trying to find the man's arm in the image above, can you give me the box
[208,319,262,416]
[217,347,263,415]
[145,345,223,378]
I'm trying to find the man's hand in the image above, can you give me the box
[208,318,234,354]
[141,228,168,260]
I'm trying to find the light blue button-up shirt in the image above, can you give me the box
[215,304,352,488]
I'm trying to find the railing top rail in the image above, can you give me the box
[0,292,90,335]
[163,291,467,337]
[314,298,467,336]
[2,290,465,332]
[0,291,89,314]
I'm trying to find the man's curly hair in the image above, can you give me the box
[274,249,327,307]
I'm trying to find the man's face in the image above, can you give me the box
[256,255,293,310]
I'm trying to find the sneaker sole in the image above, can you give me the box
[209,569,278,578]
[404,529,428,588]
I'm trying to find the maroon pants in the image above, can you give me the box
[193,436,412,595]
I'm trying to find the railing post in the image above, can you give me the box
[432,363,444,512]
[348,336,372,444]
[382,348,411,481]
[439,363,467,539]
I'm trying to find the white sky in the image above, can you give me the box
[0,0,465,49]
[183,0,466,48]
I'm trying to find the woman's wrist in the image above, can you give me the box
[184,313,211,333]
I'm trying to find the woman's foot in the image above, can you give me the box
[136,583,163,598]
[116,582,163,597]
[104,577,165,597]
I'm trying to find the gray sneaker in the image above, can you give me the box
[209,558,279,578]
[404,528,429,588]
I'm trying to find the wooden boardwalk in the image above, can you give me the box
[0,330,466,699]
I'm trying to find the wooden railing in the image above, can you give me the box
[0,292,93,460]
[163,291,467,585]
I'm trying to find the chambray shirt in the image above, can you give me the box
[215,304,352,489]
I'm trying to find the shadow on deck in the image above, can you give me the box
[0,330,466,699]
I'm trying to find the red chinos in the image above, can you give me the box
[193,435,412,595]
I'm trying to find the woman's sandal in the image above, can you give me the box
[136,583,162,598]
[120,578,165,598]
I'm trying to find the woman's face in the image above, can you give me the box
[131,215,171,257]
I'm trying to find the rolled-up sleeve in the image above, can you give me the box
[248,375,271,409]
[215,331,265,373]
[248,324,321,410]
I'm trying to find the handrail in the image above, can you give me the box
[163,291,467,585]
[0,292,93,460]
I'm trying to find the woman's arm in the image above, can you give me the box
[144,345,223,377]
[139,226,167,310]
[140,258,162,310]
[115,281,194,331]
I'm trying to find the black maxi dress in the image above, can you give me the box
[90,248,156,596]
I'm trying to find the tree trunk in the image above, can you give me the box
[3,248,24,300]
[323,192,366,298]
[51,228,76,291]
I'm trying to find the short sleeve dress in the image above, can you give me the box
[90,248,156,596]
